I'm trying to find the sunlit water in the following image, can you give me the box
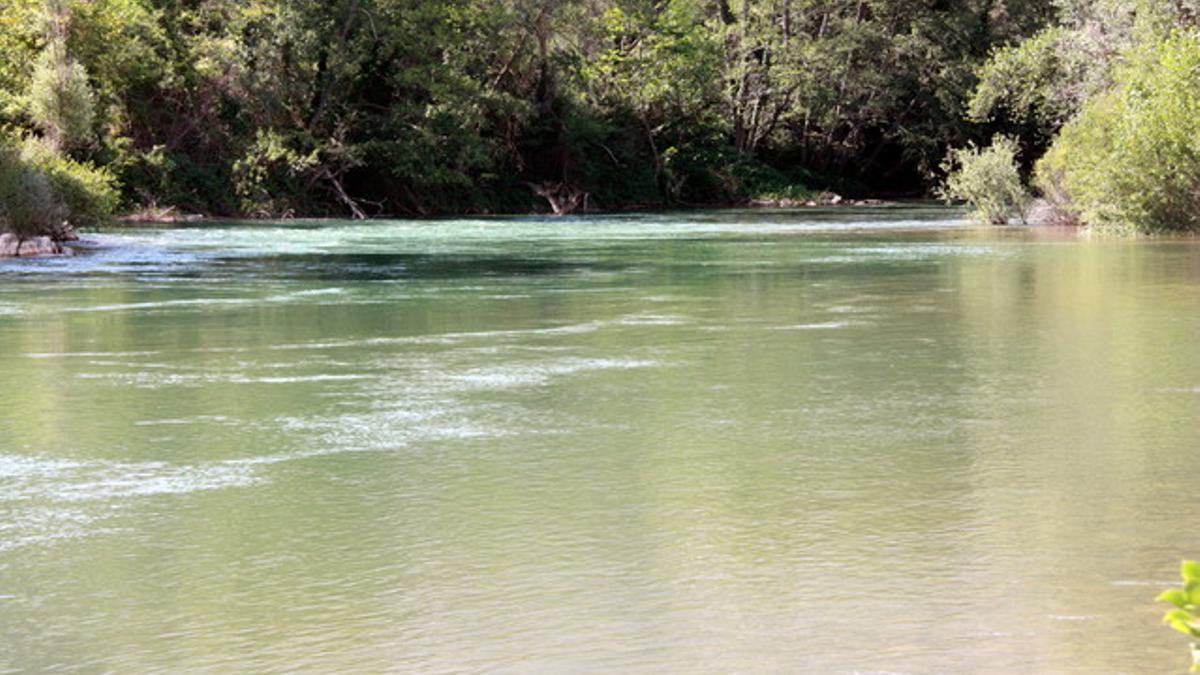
[2,206,1198,672]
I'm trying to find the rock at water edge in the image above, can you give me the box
[14,236,63,257]
[0,233,18,257]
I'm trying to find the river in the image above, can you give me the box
[1,207,1197,672]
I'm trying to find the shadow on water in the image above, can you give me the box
[0,248,619,284]
[213,252,614,282]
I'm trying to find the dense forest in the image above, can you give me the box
[0,0,1198,229]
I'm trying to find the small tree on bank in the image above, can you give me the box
[27,0,95,154]
[937,135,1031,225]
[28,43,95,154]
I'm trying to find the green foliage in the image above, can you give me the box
[658,130,739,204]
[968,1,1200,233]
[108,142,237,216]
[970,28,1073,130]
[560,109,661,209]
[1035,31,1200,233]
[232,130,320,218]
[1156,560,1200,671]
[707,0,1048,180]
[28,39,96,152]
[723,160,818,203]
[0,0,1071,216]
[19,137,118,229]
[0,135,117,236]
[968,0,1145,148]
[0,143,65,237]
[938,136,1030,225]
[67,0,168,109]
[0,0,42,125]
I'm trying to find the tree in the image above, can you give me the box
[577,0,721,200]
[1035,30,1200,233]
[27,0,95,153]
[0,0,1082,217]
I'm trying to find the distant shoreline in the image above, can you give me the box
[114,197,910,225]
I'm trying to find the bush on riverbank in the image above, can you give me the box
[1034,31,1200,234]
[19,138,119,230]
[0,146,64,238]
[938,136,1030,225]
[0,137,117,238]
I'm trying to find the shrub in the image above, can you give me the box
[1035,31,1200,233]
[20,138,118,229]
[0,146,67,237]
[937,135,1031,224]
[0,137,117,237]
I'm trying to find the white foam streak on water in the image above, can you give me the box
[2,334,667,555]
[23,350,163,359]
[824,304,877,314]
[45,464,260,502]
[265,321,607,352]
[809,244,1006,264]
[614,314,690,326]
[265,287,347,299]
[227,374,375,384]
[0,456,261,552]
[770,321,859,330]
[0,455,260,504]
[0,507,109,553]
[133,416,235,427]
[0,454,83,479]
[65,298,256,313]
[57,288,351,315]
[75,372,376,387]
[0,455,262,551]
[442,358,659,390]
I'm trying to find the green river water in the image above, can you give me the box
[1,207,1199,672]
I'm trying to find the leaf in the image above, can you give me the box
[1160,589,1190,609]
[1184,561,1200,583]
[1164,609,1200,637]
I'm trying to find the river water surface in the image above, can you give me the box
[1,207,1198,672]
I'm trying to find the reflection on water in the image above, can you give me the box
[1,207,1199,672]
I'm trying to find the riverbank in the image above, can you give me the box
[111,193,901,225]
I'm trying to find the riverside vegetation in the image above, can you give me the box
[1159,561,1200,671]
[0,0,1199,241]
